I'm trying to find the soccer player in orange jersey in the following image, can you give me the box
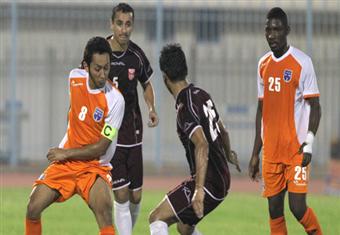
[25,37,125,235]
[248,7,322,235]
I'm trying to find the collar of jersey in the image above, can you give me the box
[271,45,293,62]
[86,74,104,94]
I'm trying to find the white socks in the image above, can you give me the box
[129,202,140,228]
[192,228,203,235]
[114,201,132,235]
[150,220,168,235]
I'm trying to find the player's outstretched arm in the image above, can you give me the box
[249,100,263,181]
[142,81,159,127]
[191,127,209,219]
[217,120,241,172]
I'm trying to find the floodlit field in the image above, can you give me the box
[1,187,339,234]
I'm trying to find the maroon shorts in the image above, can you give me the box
[110,145,143,190]
[166,177,226,226]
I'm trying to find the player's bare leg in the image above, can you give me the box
[177,223,202,235]
[129,188,142,227]
[149,197,178,235]
[26,184,60,220]
[89,177,114,231]
[289,192,322,235]
[25,184,60,235]
[268,190,288,234]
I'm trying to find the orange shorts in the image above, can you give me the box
[34,160,112,203]
[262,154,310,197]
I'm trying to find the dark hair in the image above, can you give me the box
[267,7,289,27]
[159,43,188,82]
[111,3,134,22]
[83,36,112,66]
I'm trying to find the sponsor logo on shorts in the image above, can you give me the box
[113,178,125,185]
[182,186,192,203]
[293,180,307,186]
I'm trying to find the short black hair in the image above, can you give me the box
[266,7,289,27]
[111,3,134,22]
[159,43,188,82]
[83,36,112,66]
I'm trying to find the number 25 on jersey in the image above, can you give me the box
[268,76,281,92]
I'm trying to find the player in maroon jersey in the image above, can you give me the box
[149,43,240,235]
[106,3,159,235]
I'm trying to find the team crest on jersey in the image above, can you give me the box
[93,107,104,122]
[283,69,293,82]
[128,68,135,80]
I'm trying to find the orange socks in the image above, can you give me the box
[270,216,287,235]
[299,207,323,235]
[25,218,41,235]
[99,225,115,235]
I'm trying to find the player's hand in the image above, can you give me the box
[148,110,159,127]
[248,154,260,182]
[192,187,205,219]
[299,143,312,167]
[47,147,68,162]
[227,150,241,172]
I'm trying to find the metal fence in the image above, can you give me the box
[1,1,339,169]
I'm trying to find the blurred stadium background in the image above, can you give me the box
[1,0,340,193]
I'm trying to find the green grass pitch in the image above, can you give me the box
[1,187,339,234]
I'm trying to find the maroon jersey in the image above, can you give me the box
[176,84,230,198]
[107,38,153,146]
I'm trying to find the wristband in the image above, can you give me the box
[303,131,314,154]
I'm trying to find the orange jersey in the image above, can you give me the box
[257,46,319,163]
[59,68,125,166]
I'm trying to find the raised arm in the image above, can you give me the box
[190,127,209,219]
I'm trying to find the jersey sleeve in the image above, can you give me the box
[301,57,320,98]
[137,49,154,84]
[179,106,202,139]
[257,60,264,99]
[105,91,125,133]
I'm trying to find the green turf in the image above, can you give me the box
[1,187,339,234]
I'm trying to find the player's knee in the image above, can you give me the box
[26,201,42,220]
[90,197,112,218]
[176,223,194,235]
[149,208,161,224]
[130,190,142,204]
[268,202,284,218]
[113,187,129,203]
[289,203,306,221]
